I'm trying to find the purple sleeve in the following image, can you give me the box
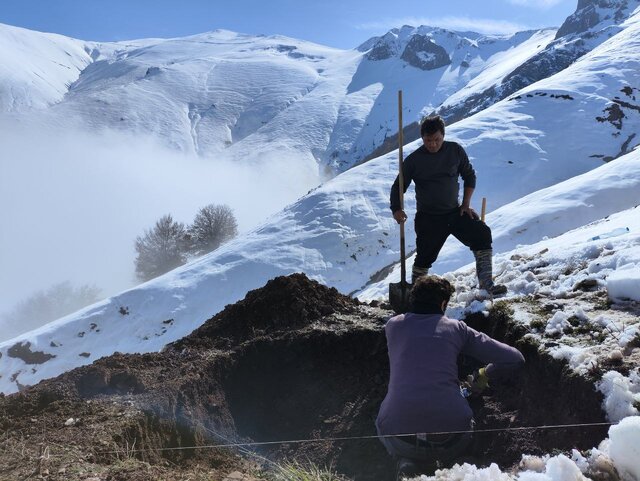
[460,323,524,378]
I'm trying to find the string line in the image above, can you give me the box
[79,420,614,457]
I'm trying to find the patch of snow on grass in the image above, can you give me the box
[597,370,640,422]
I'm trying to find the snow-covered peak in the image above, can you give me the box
[0,23,102,111]
[556,0,640,38]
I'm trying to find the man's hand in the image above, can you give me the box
[460,204,479,220]
[393,210,408,224]
[468,367,489,394]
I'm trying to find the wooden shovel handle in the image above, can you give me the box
[398,90,406,284]
[481,197,487,223]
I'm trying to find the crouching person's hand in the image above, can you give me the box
[468,367,489,394]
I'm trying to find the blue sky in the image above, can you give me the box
[1,0,577,48]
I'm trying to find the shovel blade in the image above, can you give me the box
[389,281,412,314]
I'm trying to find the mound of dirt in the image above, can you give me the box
[0,274,611,481]
[172,273,361,351]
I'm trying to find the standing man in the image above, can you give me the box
[376,275,524,477]
[390,115,506,296]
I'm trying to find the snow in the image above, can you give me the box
[608,416,640,481]
[519,454,588,481]
[416,462,512,480]
[439,29,556,110]
[0,23,98,111]
[598,371,640,423]
[1,23,559,174]
[545,311,572,337]
[607,264,640,302]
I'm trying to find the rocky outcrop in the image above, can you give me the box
[556,0,636,38]
[361,30,402,61]
[400,35,451,70]
[360,27,452,69]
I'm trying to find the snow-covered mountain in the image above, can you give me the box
[1,22,555,173]
[3,0,638,173]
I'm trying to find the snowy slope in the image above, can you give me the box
[359,145,640,300]
[0,23,123,111]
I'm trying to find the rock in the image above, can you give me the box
[400,35,451,71]
[609,350,623,362]
[573,278,599,291]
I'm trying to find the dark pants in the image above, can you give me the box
[376,419,474,469]
[414,209,492,269]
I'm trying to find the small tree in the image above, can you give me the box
[188,204,238,256]
[134,214,187,281]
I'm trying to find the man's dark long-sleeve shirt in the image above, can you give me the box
[390,141,476,215]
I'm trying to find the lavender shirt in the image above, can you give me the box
[377,312,524,435]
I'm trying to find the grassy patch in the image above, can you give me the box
[262,460,350,481]
[530,319,545,331]
[593,293,613,311]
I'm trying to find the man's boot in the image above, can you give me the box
[411,266,429,284]
[474,249,507,296]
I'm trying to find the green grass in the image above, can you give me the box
[262,460,350,481]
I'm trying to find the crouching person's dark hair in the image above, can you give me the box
[410,275,455,310]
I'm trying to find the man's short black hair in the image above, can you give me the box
[410,274,455,307]
[420,115,445,137]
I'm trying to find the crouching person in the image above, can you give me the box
[376,275,524,479]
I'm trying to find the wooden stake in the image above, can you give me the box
[481,197,487,222]
[398,90,406,284]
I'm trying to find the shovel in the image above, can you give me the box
[389,90,412,314]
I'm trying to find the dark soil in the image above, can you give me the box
[0,274,610,480]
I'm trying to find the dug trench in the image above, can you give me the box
[0,274,609,480]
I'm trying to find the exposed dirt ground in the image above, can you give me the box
[0,274,613,480]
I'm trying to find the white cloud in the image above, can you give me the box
[356,16,530,35]
[506,0,566,8]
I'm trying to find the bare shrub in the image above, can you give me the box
[134,214,187,282]
[187,204,238,256]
